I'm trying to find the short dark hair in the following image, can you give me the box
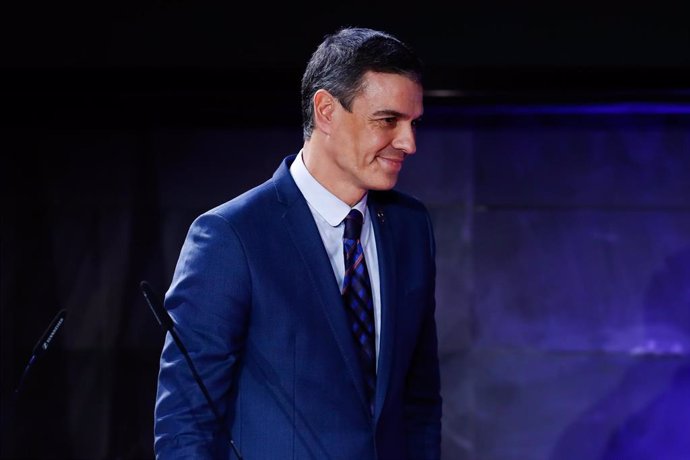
[300,27,423,140]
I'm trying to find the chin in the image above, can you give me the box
[368,178,398,191]
[361,169,400,192]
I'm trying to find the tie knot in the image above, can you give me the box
[343,209,364,240]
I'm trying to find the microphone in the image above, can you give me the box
[15,308,68,397]
[140,280,243,460]
[2,308,68,446]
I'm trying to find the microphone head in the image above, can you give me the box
[140,280,173,332]
[32,309,67,358]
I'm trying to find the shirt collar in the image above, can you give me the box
[290,150,369,227]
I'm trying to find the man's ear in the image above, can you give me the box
[313,89,337,134]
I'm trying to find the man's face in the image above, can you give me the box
[326,71,423,203]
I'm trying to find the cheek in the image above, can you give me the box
[360,130,390,155]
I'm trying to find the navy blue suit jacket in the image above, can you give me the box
[154,155,442,459]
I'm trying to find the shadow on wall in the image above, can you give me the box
[549,246,690,460]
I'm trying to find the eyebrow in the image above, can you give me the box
[372,109,423,121]
[372,109,404,118]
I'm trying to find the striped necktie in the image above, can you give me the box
[342,209,376,415]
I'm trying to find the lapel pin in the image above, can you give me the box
[376,210,385,223]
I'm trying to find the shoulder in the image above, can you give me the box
[209,179,274,219]
[370,188,435,247]
[371,189,437,264]
[370,188,431,220]
[184,180,276,243]
[194,154,296,228]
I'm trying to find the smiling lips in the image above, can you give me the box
[377,155,404,172]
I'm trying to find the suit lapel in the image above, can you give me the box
[369,196,397,423]
[273,157,370,413]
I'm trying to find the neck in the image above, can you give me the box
[302,143,366,207]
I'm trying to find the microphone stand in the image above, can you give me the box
[140,281,243,459]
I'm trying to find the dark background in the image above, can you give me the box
[3,1,690,127]
[2,2,690,459]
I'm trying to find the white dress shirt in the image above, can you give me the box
[290,150,381,361]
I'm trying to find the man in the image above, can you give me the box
[154,26,442,459]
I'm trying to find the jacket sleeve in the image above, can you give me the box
[154,212,251,459]
[404,209,442,460]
